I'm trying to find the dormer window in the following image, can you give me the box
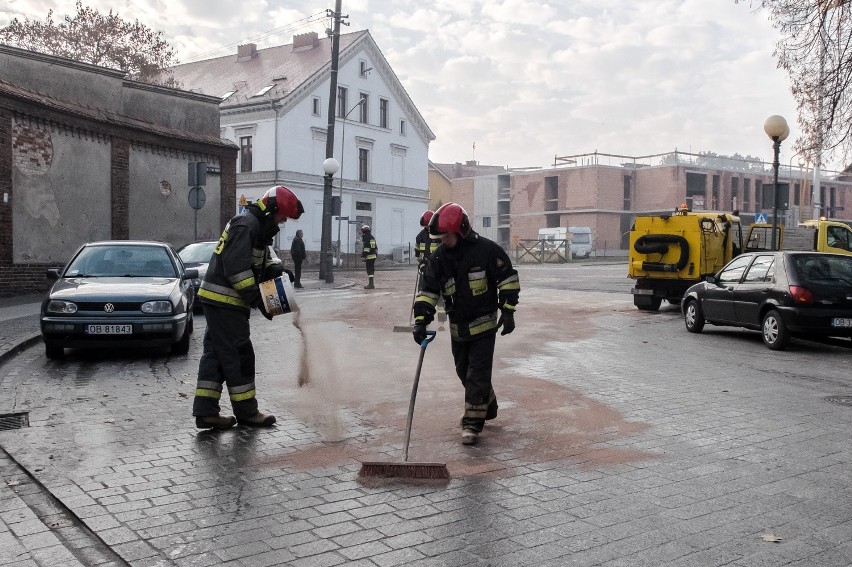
[221,90,237,101]
[252,85,274,97]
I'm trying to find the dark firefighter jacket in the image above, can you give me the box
[362,232,377,260]
[415,227,439,262]
[198,204,280,312]
[414,232,520,341]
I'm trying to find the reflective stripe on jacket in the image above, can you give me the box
[362,233,377,260]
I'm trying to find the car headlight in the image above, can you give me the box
[46,300,78,314]
[141,301,173,314]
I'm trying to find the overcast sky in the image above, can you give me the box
[3,1,824,170]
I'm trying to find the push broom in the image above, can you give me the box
[359,330,449,479]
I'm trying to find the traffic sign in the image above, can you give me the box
[755,213,767,223]
[188,186,206,210]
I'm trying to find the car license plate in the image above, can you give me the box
[831,318,852,328]
[87,324,132,335]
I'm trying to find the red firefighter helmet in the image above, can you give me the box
[259,185,304,223]
[419,210,434,227]
[429,202,470,238]
[361,224,371,233]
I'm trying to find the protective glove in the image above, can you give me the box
[498,312,515,336]
[412,324,428,345]
[282,268,295,283]
[258,301,274,321]
[263,263,285,281]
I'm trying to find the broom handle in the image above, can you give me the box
[403,330,436,462]
[409,267,421,326]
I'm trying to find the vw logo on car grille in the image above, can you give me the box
[103,303,115,313]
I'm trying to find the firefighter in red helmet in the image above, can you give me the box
[414,210,438,266]
[193,185,304,429]
[413,202,520,445]
[361,224,378,289]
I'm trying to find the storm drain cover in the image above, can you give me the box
[0,412,29,431]
[824,395,852,407]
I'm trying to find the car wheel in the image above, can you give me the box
[171,320,191,355]
[762,309,789,351]
[634,296,662,311]
[684,299,705,333]
[45,341,64,360]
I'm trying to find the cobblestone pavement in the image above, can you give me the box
[0,265,850,567]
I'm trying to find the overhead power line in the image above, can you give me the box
[181,12,328,64]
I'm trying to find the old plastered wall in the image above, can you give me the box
[128,144,222,248]
[11,118,111,263]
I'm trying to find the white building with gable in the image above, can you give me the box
[169,30,434,258]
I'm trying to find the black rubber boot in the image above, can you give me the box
[195,415,237,430]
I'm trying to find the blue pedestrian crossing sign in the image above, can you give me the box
[755,213,767,223]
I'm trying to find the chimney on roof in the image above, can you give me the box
[292,32,319,52]
[237,43,257,62]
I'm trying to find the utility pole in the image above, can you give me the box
[320,0,347,282]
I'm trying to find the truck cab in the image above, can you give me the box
[745,219,852,256]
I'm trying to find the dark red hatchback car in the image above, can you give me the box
[681,251,852,350]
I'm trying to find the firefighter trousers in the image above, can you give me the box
[192,304,259,419]
[451,333,498,432]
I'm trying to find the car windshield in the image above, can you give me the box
[179,242,217,264]
[792,254,852,286]
[66,244,177,278]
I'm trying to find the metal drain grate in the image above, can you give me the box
[824,395,852,407]
[0,412,30,431]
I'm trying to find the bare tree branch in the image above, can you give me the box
[0,1,181,88]
[738,0,852,168]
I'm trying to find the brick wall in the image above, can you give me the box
[0,110,11,265]
[111,137,130,239]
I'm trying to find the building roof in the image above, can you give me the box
[431,161,508,179]
[0,78,234,149]
[169,30,435,144]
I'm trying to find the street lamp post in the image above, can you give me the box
[322,157,340,283]
[763,115,789,251]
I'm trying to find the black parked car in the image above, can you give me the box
[41,241,198,360]
[681,251,852,350]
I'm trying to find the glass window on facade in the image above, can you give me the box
[359,93,369,123]
[743,179,751,212]
[623,176,631,210]
[358,148,369,182]
[239,136,252,173]
[337,86,348,117]
[731,177,739,211]
[379,98,389,129]
[312,97,320,116]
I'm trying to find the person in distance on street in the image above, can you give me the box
[361,224,378,289]
[413,202,520,445]
[192,185,304,429]
[290,229,306,288]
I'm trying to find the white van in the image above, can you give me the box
[537,227,593,258]
[568,227,592,257]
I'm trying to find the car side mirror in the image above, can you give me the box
[706,276,716,285]
[183,269,199,280]
[46,268,60,280]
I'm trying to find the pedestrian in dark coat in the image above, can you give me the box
[290,229,306,288]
